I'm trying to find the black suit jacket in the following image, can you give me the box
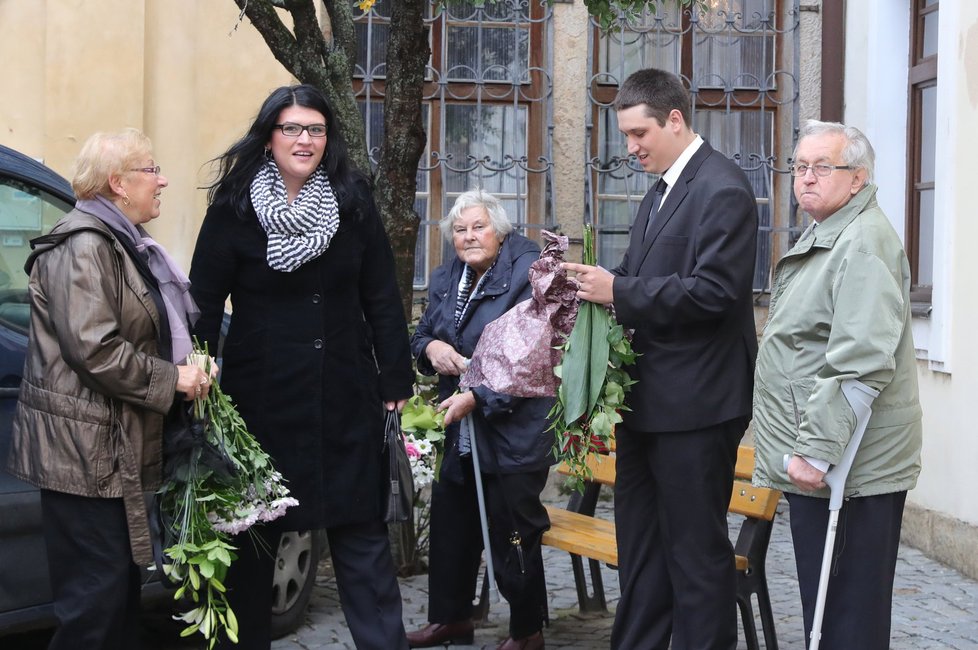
[612,140,758,432]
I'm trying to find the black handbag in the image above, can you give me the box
[383,409,414,523]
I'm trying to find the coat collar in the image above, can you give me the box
[446,233,532,334]
[782,184,878,259]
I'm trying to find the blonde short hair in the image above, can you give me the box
[71,128,152,199]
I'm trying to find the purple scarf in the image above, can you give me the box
[75,196,199,363]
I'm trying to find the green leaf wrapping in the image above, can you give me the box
[559,299,592,425]
[550,224,639,492]
[587,304,611,416]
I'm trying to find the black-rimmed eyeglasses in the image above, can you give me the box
[274,123,328,138]
[790,163,853,177]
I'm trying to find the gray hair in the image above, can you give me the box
[794,119,875,183]
[439,189,514,242]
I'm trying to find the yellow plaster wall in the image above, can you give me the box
[0,0,295,269]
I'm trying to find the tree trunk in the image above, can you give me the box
[375,0,429,319]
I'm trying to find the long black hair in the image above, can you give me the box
[205,84,361,217]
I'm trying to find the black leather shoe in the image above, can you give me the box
[496,630,544,650]
[407,621,476,647]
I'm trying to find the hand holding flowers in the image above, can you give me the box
[157,342,298,648]
[400,394,447,487]
[551,226,637,490]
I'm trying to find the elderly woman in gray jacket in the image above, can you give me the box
[407,190,554,650]
[6,129,210,650]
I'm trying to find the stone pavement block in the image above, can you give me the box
[268,492,978,650]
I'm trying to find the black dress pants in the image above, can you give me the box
[216,519,408,650]
[426,463,550,639]
[786,490,907,650]
[40,489,143,650]
[611,420,744,650]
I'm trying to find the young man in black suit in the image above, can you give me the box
[564,68,758,649]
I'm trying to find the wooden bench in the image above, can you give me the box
[542,444,781,650]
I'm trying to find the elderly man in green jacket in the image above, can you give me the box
[752,120,922,650]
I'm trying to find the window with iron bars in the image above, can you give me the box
[353,0,555,290]
[585,0,801,293]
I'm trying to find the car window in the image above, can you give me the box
[0,177,72,293]
[0,176,71,496]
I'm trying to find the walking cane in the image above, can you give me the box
[462,409,500,603]
[784,379,879,650]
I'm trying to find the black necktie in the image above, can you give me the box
[643,178,667,241]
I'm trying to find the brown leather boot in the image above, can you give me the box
[406,621,476,647]
[496,630,544,650]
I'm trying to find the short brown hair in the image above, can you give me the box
[613,68,692,128]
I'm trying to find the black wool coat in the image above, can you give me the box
[189,179,414,530]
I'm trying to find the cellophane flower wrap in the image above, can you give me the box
[157,343,298,648]
[460,228,636,490]
[548,226,637,490]
[460,230,579,396]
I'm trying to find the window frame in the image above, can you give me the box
[352,0,555,290]
[586,0,797,290]
[905,0,938,304]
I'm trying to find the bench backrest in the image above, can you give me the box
[555,444,779,522]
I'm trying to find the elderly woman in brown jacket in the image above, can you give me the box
[5,129,210,650]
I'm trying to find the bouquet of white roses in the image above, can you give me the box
[157,342,297,648]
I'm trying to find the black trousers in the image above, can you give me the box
[426,463,550,639]
[40,489,143,650]
[611,420,745,650]
[216,520,408,650]
[786,491,907,650]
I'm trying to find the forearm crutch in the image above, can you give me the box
[792,379,879,650]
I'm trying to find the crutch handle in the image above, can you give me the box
[782,380,879,509]
[825,380,879,510]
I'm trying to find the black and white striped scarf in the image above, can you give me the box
[250,162,340,272]
[454,265,477,328]
[454,261,497,328]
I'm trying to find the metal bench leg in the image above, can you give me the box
[737,592,761,650]
[754,571,778,650]
[564,481,610,613]
[569,554,608,613]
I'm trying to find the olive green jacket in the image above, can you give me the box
[752,185,922,498]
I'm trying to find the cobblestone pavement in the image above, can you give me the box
[271,494,978,650]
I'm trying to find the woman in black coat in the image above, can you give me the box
[407,190,554,650]
[189,85,414,650]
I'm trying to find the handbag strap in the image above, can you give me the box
[383,408,400,451]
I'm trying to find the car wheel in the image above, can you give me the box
[270,530,323,638]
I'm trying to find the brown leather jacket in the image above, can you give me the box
[6,210,180,565]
